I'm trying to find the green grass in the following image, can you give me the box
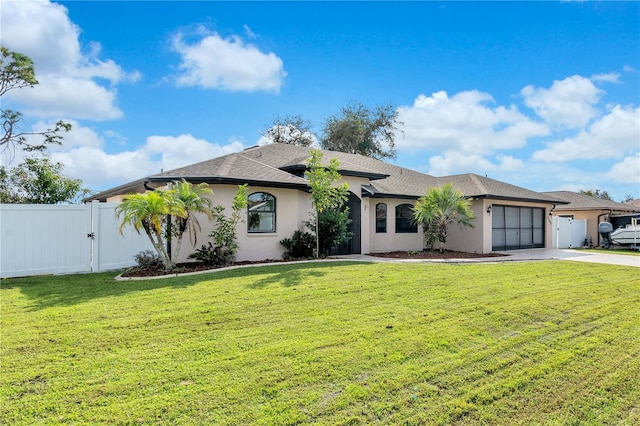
[2,261,639,425]
[577,247,640,256]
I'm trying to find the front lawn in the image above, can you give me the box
[1,261,639,425]
[578,246,640,256]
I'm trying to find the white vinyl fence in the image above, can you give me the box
[552,216,587,249]
[0,201,152,278]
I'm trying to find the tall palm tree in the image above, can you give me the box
[115,190,185,270]
[168,179,214,260]
[412,183,474,253]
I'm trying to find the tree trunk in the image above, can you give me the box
[144,228,174,270]
[315,209,320,259]
[438,223,447,253]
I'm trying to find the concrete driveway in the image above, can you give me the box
[337,248,640,268]
[498,248,640,268]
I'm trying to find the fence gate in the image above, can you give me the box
[1,202,152,278]
[552,216,587,249]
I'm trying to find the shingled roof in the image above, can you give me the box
[542,191,640,212]
[434,174,566,204]
[86,143,562,204]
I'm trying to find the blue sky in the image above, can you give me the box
[2,1,639,201]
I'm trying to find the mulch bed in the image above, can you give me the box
[121,259,287,278]
[369,250,508,259]
[121,250,508,278]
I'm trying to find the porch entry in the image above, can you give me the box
[492,205,545,251]
[332,191,362,255]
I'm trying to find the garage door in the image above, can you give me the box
[492,205,545,251]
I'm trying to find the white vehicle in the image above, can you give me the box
[611,218,640,247]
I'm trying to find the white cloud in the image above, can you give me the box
[427,152,495,176]
[171,28,286,92]
[31,119,104,150]
[495,155,526,171]
[532,105,640,162]
[397,90,548,155]
[521,75,602,128]
[56,131,244,189]
[0,0,139,121]
[3,121,246,189]
[13,75,122,120]
[243,25,257,39]
[142,134,245,172]
[426,151,524,177]
[0,0,81,75]
[591,72,620,83]
[604,153,640,184]
[51,147,157,189]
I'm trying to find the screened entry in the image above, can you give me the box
[492,205,545,251]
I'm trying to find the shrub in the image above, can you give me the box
[188,184,248,268]
[306,208,353,257]
[133,250,164,270]
[188,242,235,268]
[280,230,316,260]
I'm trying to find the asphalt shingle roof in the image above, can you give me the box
[542,191,640,212]
[149,149,309,187]
[87,143,562,204]
[435,174,566,204]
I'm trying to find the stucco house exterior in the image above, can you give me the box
[542,191,640,247]
[88,143,565,262]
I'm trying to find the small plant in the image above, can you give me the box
[280,230,316,260]
[306,208,353,257]
[188,185,248,268]
[407,250,420,256]
[133,249,164,270]
[188,242,236,268]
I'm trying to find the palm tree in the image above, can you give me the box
[115,190,185,270]
[168,179,214,261]
[412,183,474,253]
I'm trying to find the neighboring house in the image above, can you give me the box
[542,191,640,246]
[88,143,565,261]
[626,199,640,209]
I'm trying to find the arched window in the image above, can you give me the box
[395,204,417,233]
[247,192,276,233]
[376,203,387,233]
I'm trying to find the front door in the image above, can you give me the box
[332,191,361,255]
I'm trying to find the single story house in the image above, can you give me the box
[542,191,640,246]
[88,143,566,262]
[625,199,640,209]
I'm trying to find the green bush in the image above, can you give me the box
[188,242,236,268]
[133,250,164,270]
[280,230,316,260]
[307,208,353,257]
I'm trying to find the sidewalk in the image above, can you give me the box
[332,248,640,268]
